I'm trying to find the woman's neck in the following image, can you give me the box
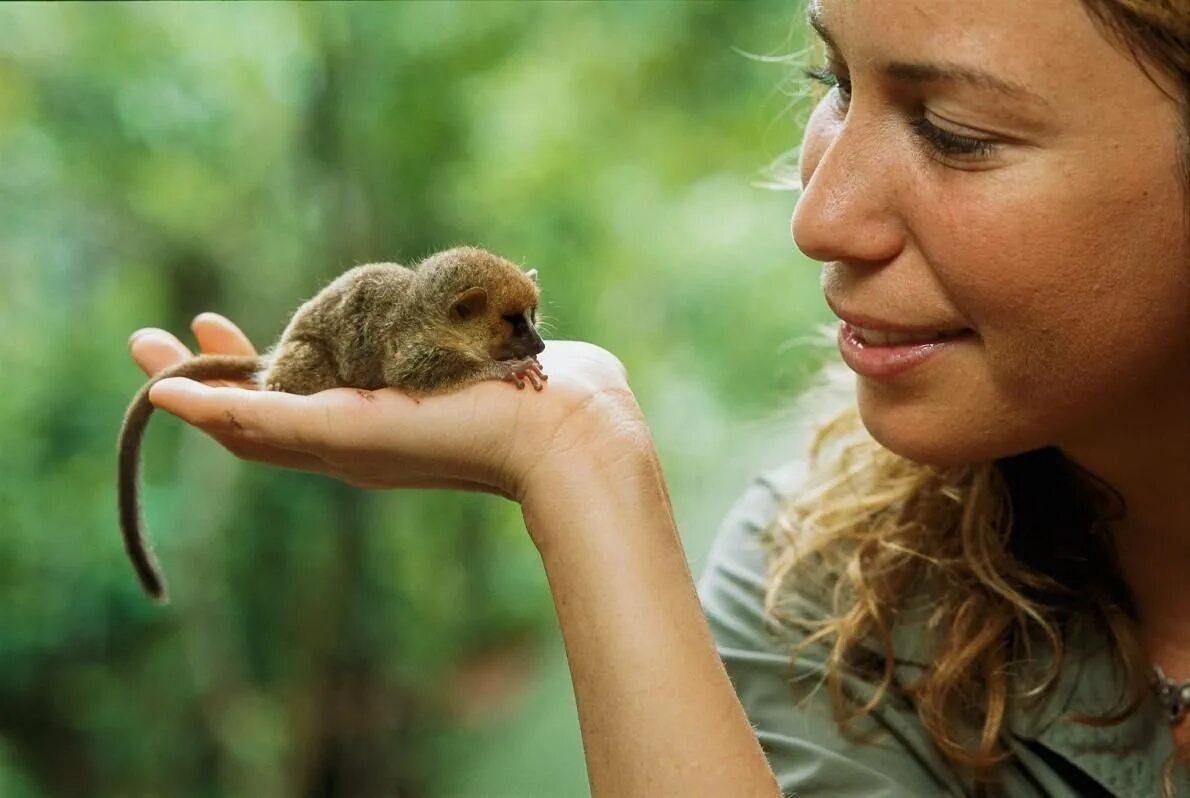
[1064,402,1190,677]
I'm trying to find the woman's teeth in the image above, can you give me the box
[852,326,967,346]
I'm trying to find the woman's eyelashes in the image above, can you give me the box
[908,117,997,159]
[803,64,999,162]
[804,64,852,107]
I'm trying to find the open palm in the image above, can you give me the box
[128,313,641,503]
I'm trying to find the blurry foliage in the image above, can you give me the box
[0,2,827,796]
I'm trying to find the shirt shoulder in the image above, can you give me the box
[698,463,1190,797]
[697,463,973,797]
[695,462,1165,797]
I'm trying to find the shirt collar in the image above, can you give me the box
[1010,617,1186,796]
[890,610,1186,796]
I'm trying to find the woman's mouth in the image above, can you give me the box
[838,322,976,378]
[848,324,973,347]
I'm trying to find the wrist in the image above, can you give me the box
[518,391,673,555]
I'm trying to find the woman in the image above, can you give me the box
[128,0,1189,795]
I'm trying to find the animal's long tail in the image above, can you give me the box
[118,354,261,603]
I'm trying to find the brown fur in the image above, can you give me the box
[119,246,546,603]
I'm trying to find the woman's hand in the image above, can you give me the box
[130,315,780,797]
[129,313,649,507]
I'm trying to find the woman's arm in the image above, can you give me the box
[128,313,780,798]
[521,403,781,797]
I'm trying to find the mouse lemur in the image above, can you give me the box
[118,246,548,603]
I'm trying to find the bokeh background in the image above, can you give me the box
[0,2,833,796]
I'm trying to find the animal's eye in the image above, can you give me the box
[501,313,521,324]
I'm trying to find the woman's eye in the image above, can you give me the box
[909,117,997,160]
[805,64,998,163]
[804,65,852,108]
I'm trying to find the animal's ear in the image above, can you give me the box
[525,268,538,284]
[450,286,488,320]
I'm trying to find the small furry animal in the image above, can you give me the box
[119,246,547,603]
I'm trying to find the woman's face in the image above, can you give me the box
[793,0,1190,467]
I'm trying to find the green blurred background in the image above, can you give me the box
[0,2,832,796]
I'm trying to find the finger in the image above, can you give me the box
[156,382,509,494]
[148,378,363,454]
[192,312,258,357]
[210,432,330,473]
[206,426,502,493]
[209,431,506,496]
[149,379,477,463]
[129,330,194,377]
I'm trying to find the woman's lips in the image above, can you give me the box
[838,321,976,378]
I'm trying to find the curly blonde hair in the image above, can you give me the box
[761,1,1189,793]
[761,340,1140,781]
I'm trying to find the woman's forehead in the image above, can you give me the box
[810,0,1181,131]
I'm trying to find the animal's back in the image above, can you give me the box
[275,262,415,388]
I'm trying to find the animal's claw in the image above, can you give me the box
[506,359,546,391]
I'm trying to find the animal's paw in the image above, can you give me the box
[504,359,548,391]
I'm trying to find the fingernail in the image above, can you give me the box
[128,330,154,348]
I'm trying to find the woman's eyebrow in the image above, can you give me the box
[882,61,1051,108]
[807,6,841,53]
[807,7,1051,109]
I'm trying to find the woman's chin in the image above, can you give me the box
[855,394,1029,468]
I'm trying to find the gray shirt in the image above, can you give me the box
[696,462,1189,797]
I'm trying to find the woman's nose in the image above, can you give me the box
[791,116,905,266]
